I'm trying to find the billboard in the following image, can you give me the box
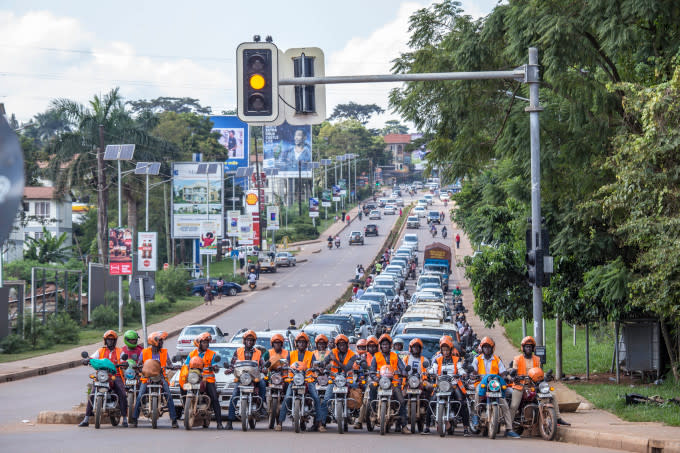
[266,205,279,230]
[332,185,341,202]
[226,210,240,237]
[321,190,331,207]
[263,122,312,177]
[210,116,249,172]
[109,227,132,275]
[309,197,319,217]
[137,232,157,272]
[238,214,253,245]
[171,162,224,238]
[199,220,219,255]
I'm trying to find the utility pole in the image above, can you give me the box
[97,125,107,264]
[298,160,302,216]
[253,127,263,246]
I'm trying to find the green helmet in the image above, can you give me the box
[123,330,139,349]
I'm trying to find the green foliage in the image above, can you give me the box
[127,96,212,115]
[91,305,118,329]
[24,227,71,263]
[156,266,189,302]
[0,335,30,354]
[328,102,384,124]
[44,313,80,344]
[147,295,172,315]
[4,259,43,281]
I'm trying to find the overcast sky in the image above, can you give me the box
[1,0,498,130]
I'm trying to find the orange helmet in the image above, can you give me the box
[366,336,379,346]
[189,356,204,369]
[356,338,368,348]
[196,332,212,344]
[103,330,118,340]
[528,367,544,383]
[315,334,329,344]
[335,334,349,345]
[521,336,536,347]
[409,338,423,350]
[378,333,393,345]
[295,332,310,343]
[439,336,454,349]
[379,365,394,378]
[270,333,285,345]
[148,331,168,347]
[242,330,257,341]
[480,336,495,349]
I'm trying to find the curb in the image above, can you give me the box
[556,427,680,453]
[0,298,246,384]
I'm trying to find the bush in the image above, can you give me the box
[92,305,118,329]
[156,267,189,302]
[123,300,141,324]
[147,295,172,315]
[0,334,29,354]
[45,312,80,344]
[24,317,48,350]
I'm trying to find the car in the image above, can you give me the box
[188,278,242,297]
[403,233,419,251]
[384,205,397,215]
[417,274,443,291]
[395,198,405,207]
[417,199,428,207]
[176,324,229,357]
[413,206,426,218]
[393,334,442,360]
[348,231,365,245]
[358,292,388,310]
[378,198,388,207]
[424,194,434,205]
[257,251,277,273]
[427,211,441,224]
[369,210,382,220]
[406,215,420,229]
[275,251,297,267]
[365,285,396,300]
[230,329,294,351]
[303,324,342,348]
[364,224,379,236]
[313,314,357,337]
[439,193,450,201]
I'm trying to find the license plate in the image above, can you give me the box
[539,392,552,397]
[334,388,347,393]
[378,390,392,396]
[125,379,137,386]
[316,385,328,391]
[407,389,421,394]
[183,384,198,390]
[486,392,502,397]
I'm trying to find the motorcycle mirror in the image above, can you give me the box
[223,362,230,368]
[405,365,412,373]
[120,353,128,361]
[213,354,221,363]
[264,361,271,368]
[279,359,288,364]
[171,354,180,363]
[131,354,138,361]
[443,370,448,375]
[81,351,89,359]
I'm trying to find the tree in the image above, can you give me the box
[127,97,212,115]
[328,102,384,124]
[381,119,409,135]
[152,112,224,161]
[24,227,71,264]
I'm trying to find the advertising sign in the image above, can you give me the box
[227,210,240,237]
[199,220,220,255]
[109,227,132,275]
[238,214,253,245]
[266,205,279,230]
[171,162,224,238]
[263,122,312,177]
[137,232,157,272]
[245,189,259,214]
[321,190,331,207]
[210,116,249,172]
[309,197,319,218]
[252,212,260,247]
[332,185,341,202]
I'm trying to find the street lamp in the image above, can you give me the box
[134,162,161,231]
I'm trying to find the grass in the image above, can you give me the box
[503,318,613,375]
[0,296,203,363]
[566,380,680,426]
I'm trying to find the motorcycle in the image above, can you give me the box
[81,351,128,429]
[265,359,287,429]
[326,368,356,434]
[182,354,221,430]
[139,362,177,429]
[229,360,263,431]
[470,373,507,439]
[356,366,375,432]
[442,229,448,239]
[123,354,140,422]
[249,281,257,290]
[404,365,427,434]
[283,364,319,433]
[371,366,403,436]
[429,366,464,437]
[510,371,558,440]
[335,239,341,249]
[327,241,333,250]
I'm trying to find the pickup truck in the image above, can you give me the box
[257,251,277,273]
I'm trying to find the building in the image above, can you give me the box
[3,187,73,264]
[383,134,412,170]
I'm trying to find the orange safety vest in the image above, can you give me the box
[289,349,314,377]
[374,351,400,384]
[435,355,465,394]
[141,347,168,383]
[236,347,262,362]
[97,346,123,379]
[188,349,216,383]
[476,354,500,376]
[330,348,356,374]
[268,348,289,371]
[513,354,541,390]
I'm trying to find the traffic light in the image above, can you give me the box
[526,247,544,286]
[236,42,279,122]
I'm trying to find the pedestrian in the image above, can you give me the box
[216,276,224,299]
[335,215,339,222]
[352,284,359,299]
[288,319,296,330]
[341,211,346,223]
[203,282,214,306]
[346,214,350,224]
[356,285,365,300]
[399,208,402,216]
[358,320,370,339]
[455,233,461,249]
[255,261,261,280]
[238,249,245,269]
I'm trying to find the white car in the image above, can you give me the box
[424,194,434,205]
[403,233,419,251]
[176,324,228,357]
[384,205,397,215]
[369,209,382,220]
[406,216,420,228]
[413,206,426,218]
[417,199,428,207]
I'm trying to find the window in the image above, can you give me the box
[35,202,50,217]
[34,231,44,240]
[23,202,29,212]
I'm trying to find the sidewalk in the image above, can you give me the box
[451,216,680,453]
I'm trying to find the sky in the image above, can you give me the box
[1,0,498,130]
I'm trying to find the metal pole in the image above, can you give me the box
[527,47,544,346]
[334,163,338,213]
[522,318,527,338]
[278,69,525,86]
[232,176,236,210]
[31,267,35,322]
[354,157,357,203]
[556,316,563,379]
[117,160,123,332]
[254,129,263,246]
[585,323,590,380]
[145,174,149,231]
[573,324,576,346]
[298,160,302,216]
[615,320,620,384]
[138,277,148,348]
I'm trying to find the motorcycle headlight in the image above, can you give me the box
[293,373,305,386]
[317,375,329,386]
[488,378,501,392]
[96,370,109,383]
[379,376,392,390]
[240,372,253,386]
[124,368,136,380]
[438,380,451,393]
[408,375,420,389]
[335,375,347,387]
[271,374,283,385]
[187,371,201,385]
[538,382,550,393]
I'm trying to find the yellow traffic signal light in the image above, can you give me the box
[237,42,279,123]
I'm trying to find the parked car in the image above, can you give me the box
[275,251,297,267]
[348,231,365,245]
[364,224,379,236]
[406,215,420,229]
[369,210,382,220]
[188,278,242,297]
[176,325,228,357]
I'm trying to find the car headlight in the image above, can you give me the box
[379,376,392,390]
[438,380,451,393]
[488,378,501,392]
[271,374,283,385]
[124,368,136,380]
[538,382,550,393]
[187,371,201,385]
[293,373,305,386]
[408,375,420,389]
[96,370,109,383]
[240,372,253,386]
[335,375,347,387]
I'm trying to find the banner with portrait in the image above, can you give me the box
[321,189,332,207]
[263,122,312,177]
[109,227,132,275]
[210,116,249,172]
[309,197,319,218]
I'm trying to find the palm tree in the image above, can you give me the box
[24,227,71,264]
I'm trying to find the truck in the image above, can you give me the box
[257,251,277,273]
[423,242,452,291]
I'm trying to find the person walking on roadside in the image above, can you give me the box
[346,214,350,224]
[204,282,214,305]
[238,249,245,269]
[455,233,461,249]
[216,277,224,299]
[358,320,370,339]
[341,211,346,223]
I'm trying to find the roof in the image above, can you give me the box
[24,187,58,200]
[383,134,412,144]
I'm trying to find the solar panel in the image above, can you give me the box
[103,145,121,160]
[207,163,219,175]
[119,144,136,160]
[336,155,345,161]
[320,159,332,165]
[135,162,161,175]
[149,163,161,175]
[235,167,253,178]
[196,163,208,174]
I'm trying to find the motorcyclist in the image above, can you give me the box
[471,336,519,438]
[121,329,143,364]
[131,331,177,428]
[266,333,289,371]
[334,235,340,247]
[365,335,379,366]
[225,330,267,430]
[509,336,570,426]
[404,338,433,433]
[276,332,325,432]
[392,337,405,353]
[78,330,129,427]
[248,270,257,285]
[185,332,223,429]
[452,285,462,299]
[369,334,410,434]
[327,235,333,246]
[313,335,330,363]
[319,334,358,427]
[358,211,363,221]
[441,226,448,238]
[428,336,470,436]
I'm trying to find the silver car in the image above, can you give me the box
[275,251,297,267]
[176,325,228,357]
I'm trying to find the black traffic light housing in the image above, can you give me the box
[525,226,550,287]
[237,42,279,122]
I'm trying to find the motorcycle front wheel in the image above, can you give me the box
[540,406,557,441]
[293,398,302,433]
[379,402,388,436]
[94,395,103,429]
[241,398,249,432]
[488,404,498,440]
[268,396,279,430]
[127,393,135,421]
[436,402,445,437]
[336,400,344,434]
[151,395,159,429]
[183,395,193,430]
[409,400,417,434]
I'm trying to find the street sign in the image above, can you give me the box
[0,114,24,245]
[129,275,156,302]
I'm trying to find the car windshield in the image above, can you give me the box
[232,334,292,351]
[424,265,448,274]
[370,287,395,298]
[404,235,418,242]
[404,327,457,337]
[276,252,288,257]
[408,217,418,221]
[183,326,217,336]
[314,316,354,333]
[359,293,384,303]
[211,346,239,366]
[419,277,441,285]
[396,337,439,358]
